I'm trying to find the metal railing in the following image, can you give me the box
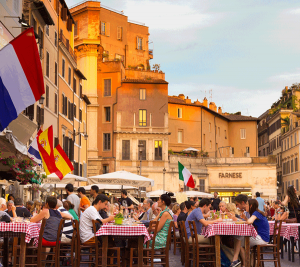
[128,20,145,26]
[149,49,153,56]
[60,32,77,62]
[69,0,100,9]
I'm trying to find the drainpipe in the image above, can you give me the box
[214,116,217,158]
[112,85,122,171]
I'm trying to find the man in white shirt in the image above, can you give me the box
[65,184,80,216]
[80,194,115,244]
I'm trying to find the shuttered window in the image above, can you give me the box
[79,109,82,122]
[46,51,50,77]
[62,59,65,78]
[136,36,143,50]
[138,140,146,160]
[104,79,111,96]
[25,105,34,121]
[199,179,205,192]
[73,77,77,94]
[74,104,76,119]
[55,62,58,86]
[54,93,57,114]
[117,27,123,40]
[45,85,49,108]
[103,133,111,151]
[68,67,71,85]
[122,140,130,160]
[79,84,82,98]
[104,107,111,122]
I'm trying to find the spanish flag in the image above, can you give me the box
[54,144,74,180]
[37,126,57,175]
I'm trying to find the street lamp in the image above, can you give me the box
[163,167,166,192]
[39,96,45,105]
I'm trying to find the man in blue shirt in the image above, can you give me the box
[255,192,265,212]
[185,198,221,244]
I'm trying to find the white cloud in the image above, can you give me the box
[124,0,223,30]
[268,69,300,82]
[287,8,300,14]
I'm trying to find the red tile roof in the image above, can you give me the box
[223,114,258,121]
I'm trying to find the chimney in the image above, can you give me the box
[178,94,185,100]
[194,99,201,105]
[209,102,217,112]
[202,97,208,107]
[185,96,191,104]
[218,107,222,114]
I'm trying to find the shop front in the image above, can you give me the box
[206,158,277,202]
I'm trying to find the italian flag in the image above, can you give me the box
[178,161,195,188]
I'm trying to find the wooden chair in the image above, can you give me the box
[173,221,182,255]
[188,221,215,267]
[180,221,194,267]
[74,219,98,267]
[92,220,121,267]
[178,221,186,265]
[13,218,65,267]
[129,221,159,267]
[253,220,282,267]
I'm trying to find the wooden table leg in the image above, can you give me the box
[245,236,250,267]
[3,237,8,267]
[291,237,295,262]
[102,235,108,267]
[215,235,221,267]
[137,236,143,267]
[288,240,291,261]
[19,233,26,267]
[280,237,284,259]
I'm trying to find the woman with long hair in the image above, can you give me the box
[149,192,173,249]
[230,199,269,267]
[226,203,240,221]
[282,185,300,223]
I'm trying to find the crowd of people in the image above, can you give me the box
[1,183,299,266]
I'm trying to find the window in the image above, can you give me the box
[62,58,65,78]
[295,133,297,145]
[25,105,34,121]
[101,21,110,36]
[292,180,295,187]
[287,138,290,149]
[178,130,183,143]
[79,84,82,98]
[117,26,123,40]
[296,179,299,191]
[104,79,111,96]
[178,108,182,118]
[45,85,49,108]
[291,137,293,147]
[225,130,227,139]
[210,140,212,149]
[139,109,147,126]
[54,93,58,114]
[55,31,57,47]
[67,100,73,120]
[199,179,205,192]
[46,51,50,77]
[122,140,130,160]
[103,133,111,151]
[285,182,288,194]
[231,147,234,155]
[103,164,109,174]
[79,109,82,122]
[137,36,143,50]
[295,157,298,172]
[209,123,211,132]
[55,62,58,86]
[155,140,162,160]
[74,21,78,36]
[291,160,294,173]
[139,140,146,160]
[68,67,71,85]
[246,147,250,153]
[46,25,49,36]
[73,77,77,93]
[104,107,111,122]
[140,89,146,100]
[73,104,76,118]
[240,129,246,139]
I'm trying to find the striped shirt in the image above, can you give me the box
[58,207,73,239]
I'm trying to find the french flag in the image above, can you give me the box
[0,28,45,131]
[28,130,42,165]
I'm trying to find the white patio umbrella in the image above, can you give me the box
[83,184,137,191]
[146,190,176,198]
[182,147,199,152]
[45,173,87,184]
[182,191,213,198]
[87,171,154,187]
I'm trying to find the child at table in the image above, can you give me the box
[230,199,269,267]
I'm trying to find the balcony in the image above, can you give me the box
[60,32,77,62]
[149,49,153,59]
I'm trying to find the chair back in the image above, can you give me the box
[272,220,282,248]
[188,221,198,247]
[92,220,101,247]
[165,221,174,251]
[147,221,159,249]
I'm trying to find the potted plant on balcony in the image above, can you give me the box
[153,64,160,73]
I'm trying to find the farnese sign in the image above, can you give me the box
[219,173,242,178]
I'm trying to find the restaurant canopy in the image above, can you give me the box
[83,184,138,191]
[45,173,87,184]
[183,191,213,198]
[146,189,176,198]
[183,147,199,152]
[87,171,154,187]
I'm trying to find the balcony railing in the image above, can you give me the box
[60,32,77,62]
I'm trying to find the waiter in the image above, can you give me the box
[119,190,134,210]
[211,192,221,210]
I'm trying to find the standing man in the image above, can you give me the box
[119,190,134,210]
[77,187,91,213]
[255,192,265,212]
[90,185,99,203]
[65,184,80,217]
[212,192,221,211]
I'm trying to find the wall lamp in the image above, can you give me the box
[73,129,88,140]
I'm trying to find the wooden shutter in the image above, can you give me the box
[122,140,130,160]
[61,7,67,21]
[64,97,67,115]
[54,137,59,148]
[40,108,44,125]
[73,77,76,94]
[79,84,82,98]
[36,106,40,124]
[100,22,104,35]
[80,164,83,176]
[28,105,34,120]
[69,138,74,160]
[117,27,122,40]
[106,22,110,36]
[67,18,72,32]
[136,36,138,49]
[61,95,64,113]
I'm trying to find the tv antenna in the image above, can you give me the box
[209,89,213,103]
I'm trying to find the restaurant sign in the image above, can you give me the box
[219,172,242,178]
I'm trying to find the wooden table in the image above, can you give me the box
[96,223,151,267]
[202,222,258,267]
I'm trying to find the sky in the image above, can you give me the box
[66,0,300,117]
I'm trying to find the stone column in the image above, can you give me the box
[76,44,100,159]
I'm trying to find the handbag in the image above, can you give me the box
[286,205,298,223]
